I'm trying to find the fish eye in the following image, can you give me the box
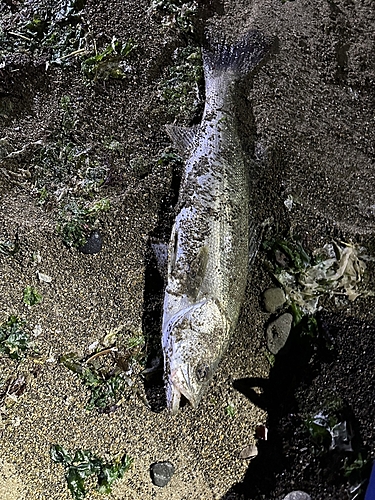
[196,363,210,382]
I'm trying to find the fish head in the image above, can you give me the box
[163,298,229,414]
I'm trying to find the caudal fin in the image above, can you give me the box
[202,29,274,78]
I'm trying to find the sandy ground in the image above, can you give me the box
[1,0,375,499]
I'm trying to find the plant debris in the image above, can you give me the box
[81,38,136,81]
[0,234,20,256]
[33,96,109,194]
[57,198,110,248]
[0,374,27,408]
[23,285,43,306]
[1,0,87,68]
[150,0,198,33]
[304,397,353,453]
[60,329,146,411]
[158,43,203,122]
[265,237,372,314]
[306,412,353,453]
[50,444,133,499]
[0,316,31,359]
[302,396,373,499]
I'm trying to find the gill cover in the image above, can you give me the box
[163,297,229,414]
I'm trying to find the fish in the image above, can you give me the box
[162,30,272,414]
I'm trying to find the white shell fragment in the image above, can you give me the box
[37,271,52,283]
[238,444,258,460]
[33,324,42,337]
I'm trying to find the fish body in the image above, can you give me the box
[162,31,271,413]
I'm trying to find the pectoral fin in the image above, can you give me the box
[151,239,169,278]
[165,124,198,156]
[186,246,209,300]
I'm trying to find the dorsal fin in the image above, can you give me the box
[165,124,198,156]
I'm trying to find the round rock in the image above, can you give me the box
[262,287,286,313]
[283,491,312,500]
[150,461,175,487]
[266,312,293,354]
[79,230,102,254]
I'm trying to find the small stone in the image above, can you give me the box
[266,313,293,354]
[79,230,102,254]
[239,444,258,459]
[255,424,268,441]
[283,491,311,500]
[262,287,286,313]
[150,461,174,487]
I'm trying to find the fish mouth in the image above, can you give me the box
[166,367,201,414]
[167,382,183,415]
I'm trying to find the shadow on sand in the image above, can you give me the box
[222,312,337,499]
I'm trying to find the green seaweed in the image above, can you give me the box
[81,367,130,411]
[150,0,198,33]
[60,332,145,410]
[1,0,86,66]
[57,198,110,248]
[50,444,133,499]
[157,150,183,166]
[23,285,43,306]
[81,39,136,81]
[0,316,30,360]
[264,232,370,315]
[32,96,108,196]
[225,404,236,418]
[158,44,203,121]
[263,235,311,273]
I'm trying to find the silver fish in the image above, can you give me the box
[162,30,272,413]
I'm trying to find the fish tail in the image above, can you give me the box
[202,29,274,78]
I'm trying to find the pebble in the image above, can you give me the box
[266,313,293,354]
[79,230,102,254]
[150,461,175,487]
[238,444,258,459]
[262,287,286,313]
[283,491,311,500]
[255,424,268,441]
